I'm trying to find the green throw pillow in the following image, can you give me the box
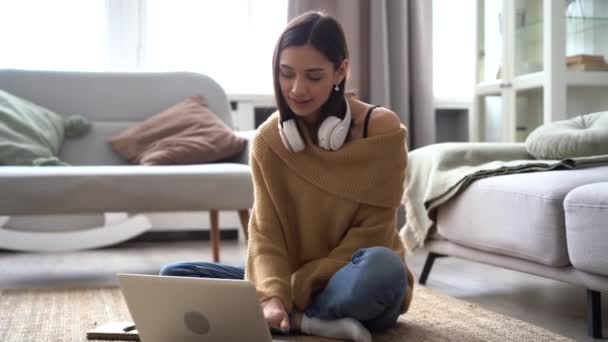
[525,112,608,160]
[0,90,91,166]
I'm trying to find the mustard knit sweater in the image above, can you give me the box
[245,112,414,314]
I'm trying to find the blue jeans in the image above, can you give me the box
[159,246,407,332]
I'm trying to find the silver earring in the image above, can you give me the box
[334,84,340,92]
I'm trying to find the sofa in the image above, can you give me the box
[0,69,255,262]
[417,164,608,339]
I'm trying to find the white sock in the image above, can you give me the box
[301,315,372,342]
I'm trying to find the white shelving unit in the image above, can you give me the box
[472,0,608,142]
[229,94,275,131]
[435,100,471,143]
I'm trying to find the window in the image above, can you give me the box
[0,1,108,72]
[433,0,476,103]
[142,0,287,95]
[0,0,287,95]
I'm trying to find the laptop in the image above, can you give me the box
[118,273,273,342]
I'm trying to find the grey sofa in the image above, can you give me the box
[419,165,608,338]
[0,69,254,261]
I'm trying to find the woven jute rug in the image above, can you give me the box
[0,286,572,342]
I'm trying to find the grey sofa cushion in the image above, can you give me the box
[564,182,608,276]
[436,165,608,266]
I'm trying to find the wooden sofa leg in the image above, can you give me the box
[210,209,220,263]
[419,252,446,285]
[238,209,250,241]
[587,289,603,339]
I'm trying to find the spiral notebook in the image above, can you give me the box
[86,321,139,341]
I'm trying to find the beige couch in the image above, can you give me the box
[0,69,254,262]
[418,165,608,338]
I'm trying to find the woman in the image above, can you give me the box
[160,11,414,342]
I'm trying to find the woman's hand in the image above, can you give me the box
[261,297,290,332]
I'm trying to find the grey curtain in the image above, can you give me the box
[288,0,434,148]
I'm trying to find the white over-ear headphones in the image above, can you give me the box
[278,99,351,152]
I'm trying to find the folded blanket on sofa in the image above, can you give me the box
[399,142,608,252]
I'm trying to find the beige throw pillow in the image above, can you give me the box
[525,111,608,160]
[109,96,246,165]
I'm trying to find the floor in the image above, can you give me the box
[0,238,606,341]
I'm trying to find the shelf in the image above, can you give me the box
[513,72,544,90]
[480,71,608,89]
[434,98,473,110]
[475,80,502,96]
[565,71,608,86]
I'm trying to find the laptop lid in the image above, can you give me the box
[118,273,273,342]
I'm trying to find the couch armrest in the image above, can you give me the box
[232,129,258,165]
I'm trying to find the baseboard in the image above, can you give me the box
[130,228,239,242]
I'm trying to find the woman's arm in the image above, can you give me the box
[245,153,293,312]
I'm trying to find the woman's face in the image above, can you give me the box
[278,44,345,122]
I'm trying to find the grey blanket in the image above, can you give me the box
[399,142,608,252]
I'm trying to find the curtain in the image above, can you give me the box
[288,0,434,148]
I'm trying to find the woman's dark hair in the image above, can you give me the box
[273,11,349,133]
